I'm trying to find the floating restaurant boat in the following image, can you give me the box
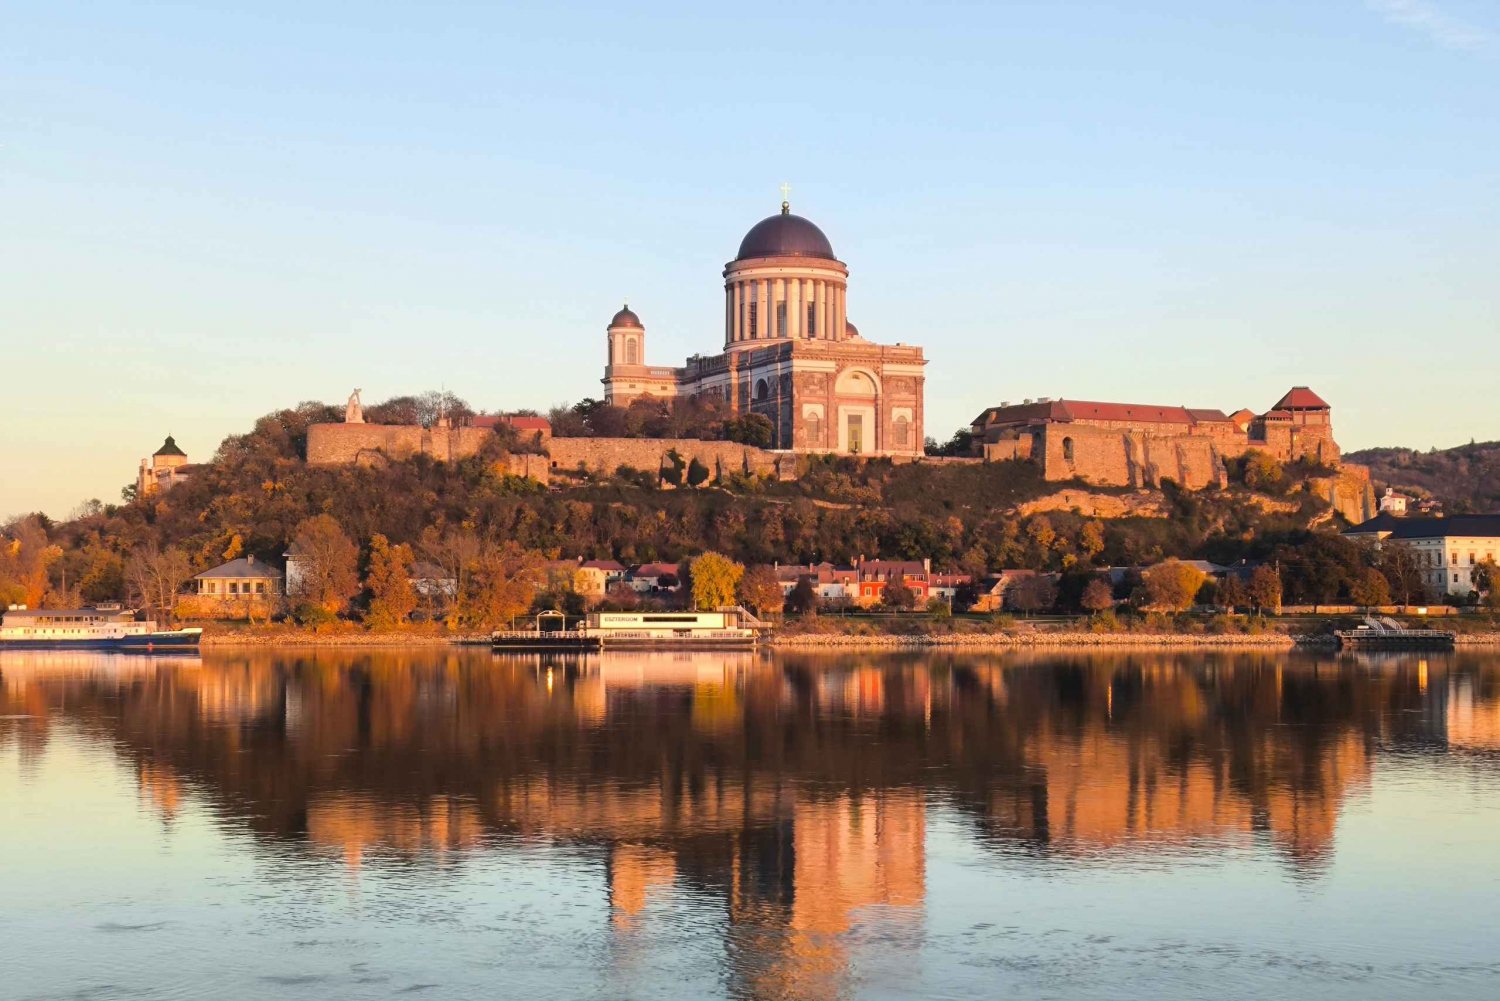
[0,604,202,651]
[493,608,763,651]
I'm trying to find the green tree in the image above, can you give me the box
[291,514,361,614]
[364,534,417,630]
[1350,568,1391,609]
[686,457,711,487]
[787,576,820,616]
[689,551,744,610]
[1473,558,1500,611]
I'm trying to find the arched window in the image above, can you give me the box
[754,378,770,402]
[806,413,822,444]
[1063,436,1075,462]
[625,338,639,365]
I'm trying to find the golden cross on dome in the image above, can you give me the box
[779,181,791,212]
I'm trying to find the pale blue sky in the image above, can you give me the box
[3,1,1497,517]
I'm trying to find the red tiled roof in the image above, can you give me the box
[471,414,553,432]
[977,400,1231,427]
[1271,386,1330,410]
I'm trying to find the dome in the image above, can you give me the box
[844,320,861,339]
[609,304,642,329]
[735,205,836,262]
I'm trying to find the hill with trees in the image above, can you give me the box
[2,397,1378,617]
[1345,440,1500,513]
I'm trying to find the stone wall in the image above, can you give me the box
[306,423,493,465]
[547,437,794,481]
[1035,425,1228,490]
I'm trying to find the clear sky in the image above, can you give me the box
[3,1,1497,518]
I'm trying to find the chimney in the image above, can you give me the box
[247,555,254,566]
[923,558,931,574]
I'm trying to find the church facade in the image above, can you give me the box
[601,200,927,457]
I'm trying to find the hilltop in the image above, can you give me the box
[1345,441,1500,513]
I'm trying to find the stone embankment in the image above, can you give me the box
[1454,633,1500,647]
[201,629,489,648]
[769,631,1295,650]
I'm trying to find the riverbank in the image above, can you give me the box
[768,631,1298,649]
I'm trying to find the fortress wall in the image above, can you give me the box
[548,437,786,480]
[1040,426,1225,490]
[306,424,492,465]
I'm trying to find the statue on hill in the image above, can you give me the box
[345,389,364,424]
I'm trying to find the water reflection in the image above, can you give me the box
[4,648,1500,998]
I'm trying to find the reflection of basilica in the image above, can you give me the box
[4,649,1498,994]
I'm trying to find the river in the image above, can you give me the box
[3,648,1499,999]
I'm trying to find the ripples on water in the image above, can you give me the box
[3,648,1500,1000]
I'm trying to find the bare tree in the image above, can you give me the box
[125,543,193,626]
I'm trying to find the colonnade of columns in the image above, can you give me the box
[725,276,845,346]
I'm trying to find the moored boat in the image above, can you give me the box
[0,605,202,651]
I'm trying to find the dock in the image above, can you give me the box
[1335,616,1456,651]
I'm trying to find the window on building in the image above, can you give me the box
[625,338,639,365]
[1063,436,1075,462]
[776,302,787,337]
[807,303,817,337]
[1452,553,1459,565]
[754,379,770,402]
[893,416,910,447]
[748,303,758,338]
[229,582,238,595]
[806,414,822,444]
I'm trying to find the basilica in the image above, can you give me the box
[601,199,927,457]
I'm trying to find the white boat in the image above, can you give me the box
[0,604,202,651]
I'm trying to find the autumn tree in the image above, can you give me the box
[1243,451,1287,493]
[1142,560,1208,613]
[1248,565,1283,613]
[1349,568,1391,609]
[0,517,63,608]
[462,540,545,630]
[125,542,193,626]
[1080,578,1114,614]
[689,551,745,610]
[738,565,784,617]
[882,580,918,611]
[364,534,417,630]
[290,514,360,614]
[420,526,482,627]
[1078,521,1106,565]
[1218,574,1249,613]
